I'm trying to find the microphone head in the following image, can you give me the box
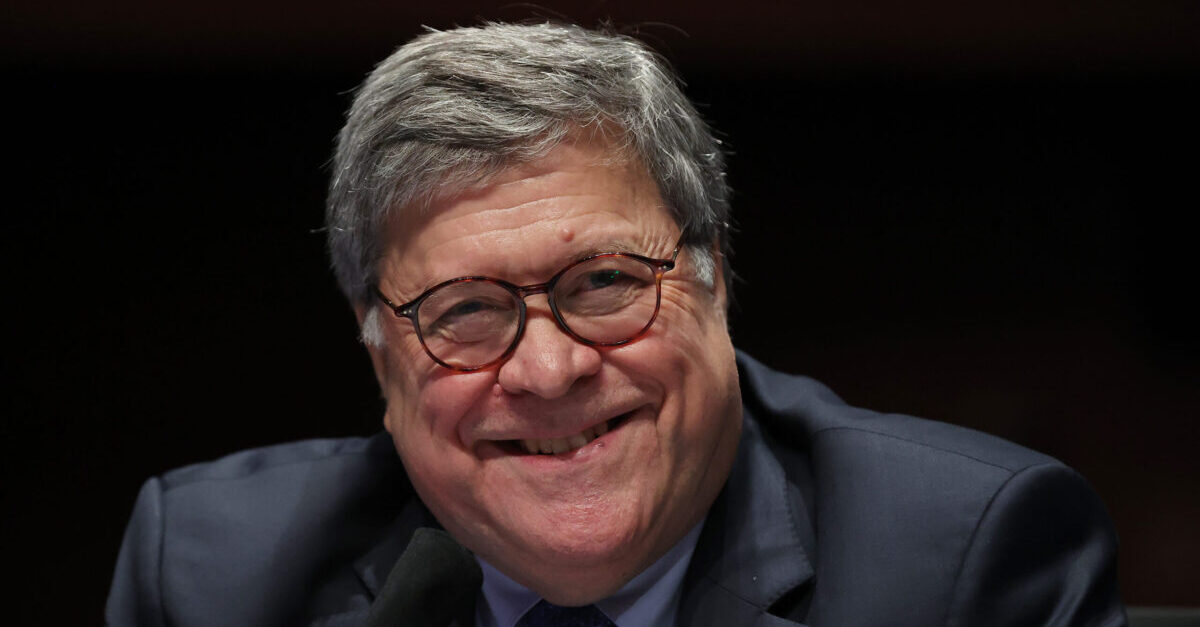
[365,527,483,627]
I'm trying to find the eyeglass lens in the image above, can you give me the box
[416,255,661,369]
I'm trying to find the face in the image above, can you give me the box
[363,141,742,604]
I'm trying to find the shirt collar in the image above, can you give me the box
[475,522,704,627]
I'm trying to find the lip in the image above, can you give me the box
[484,401,645,443]
[513,414,627,465]
[477,408,641,462]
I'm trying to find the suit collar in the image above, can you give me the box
[350,356,817,625]
[354,491,442,597]
[678,404,816,626]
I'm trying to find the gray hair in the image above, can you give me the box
[326,22,731,344]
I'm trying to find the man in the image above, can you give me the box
[107,22,1126,627]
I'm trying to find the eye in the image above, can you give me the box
[431,296,512,328]
[444,299,492,317]
[417,280,520,344]
[584,269,625,290]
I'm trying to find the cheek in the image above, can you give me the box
[382,356,496,476]
[391,329,436,369]
[655,285,733,368]
[388,374,490,442]
[610,287,736,416]
[385,373,500,538]
[645,288,739,437]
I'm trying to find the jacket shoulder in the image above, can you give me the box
[735,351,1124,626]
[159,432,400,489]
[736,350,1056,473]
[107,433,409,627]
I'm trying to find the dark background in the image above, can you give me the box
[5,1,1198,622]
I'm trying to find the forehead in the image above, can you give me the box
[379,142,679,293]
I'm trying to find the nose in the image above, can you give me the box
[496,299,601,398]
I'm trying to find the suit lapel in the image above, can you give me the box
[353,495,443,598]
[339,374,816,627]
[332,498,480,627]
[678,410,816,627]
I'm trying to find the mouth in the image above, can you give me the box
[503,411,635,456]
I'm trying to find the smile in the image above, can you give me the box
[509,411,634,455]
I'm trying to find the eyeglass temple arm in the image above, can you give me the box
[370,285,412,317]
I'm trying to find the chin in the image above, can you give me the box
[489,506,651,601]
[531,499,642,561]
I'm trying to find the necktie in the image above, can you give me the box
[516,600,617,627]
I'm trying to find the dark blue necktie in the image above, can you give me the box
[515,600,617,627]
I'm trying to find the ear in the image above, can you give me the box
[354,304,391,398]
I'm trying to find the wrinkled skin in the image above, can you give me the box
[361,140,742,604]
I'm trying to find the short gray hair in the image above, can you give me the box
[326,22,732,342]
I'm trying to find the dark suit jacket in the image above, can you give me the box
[107,352,1127,626]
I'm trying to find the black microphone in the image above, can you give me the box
[364,527,483,627]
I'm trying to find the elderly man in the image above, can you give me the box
[107,22,1126,627]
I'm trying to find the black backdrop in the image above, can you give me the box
[5,2,1198,622]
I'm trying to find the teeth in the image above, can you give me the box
[518,423,609,455]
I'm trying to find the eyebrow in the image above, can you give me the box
[399,239,662,302]
[567,240,642,262]
[398,240,643,296]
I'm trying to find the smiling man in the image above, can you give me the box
[364,139,741,609]
[107,22,1127,627]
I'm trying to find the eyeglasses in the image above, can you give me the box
[372,244,683,372]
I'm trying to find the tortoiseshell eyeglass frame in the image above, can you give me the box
[371,241,684,372]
